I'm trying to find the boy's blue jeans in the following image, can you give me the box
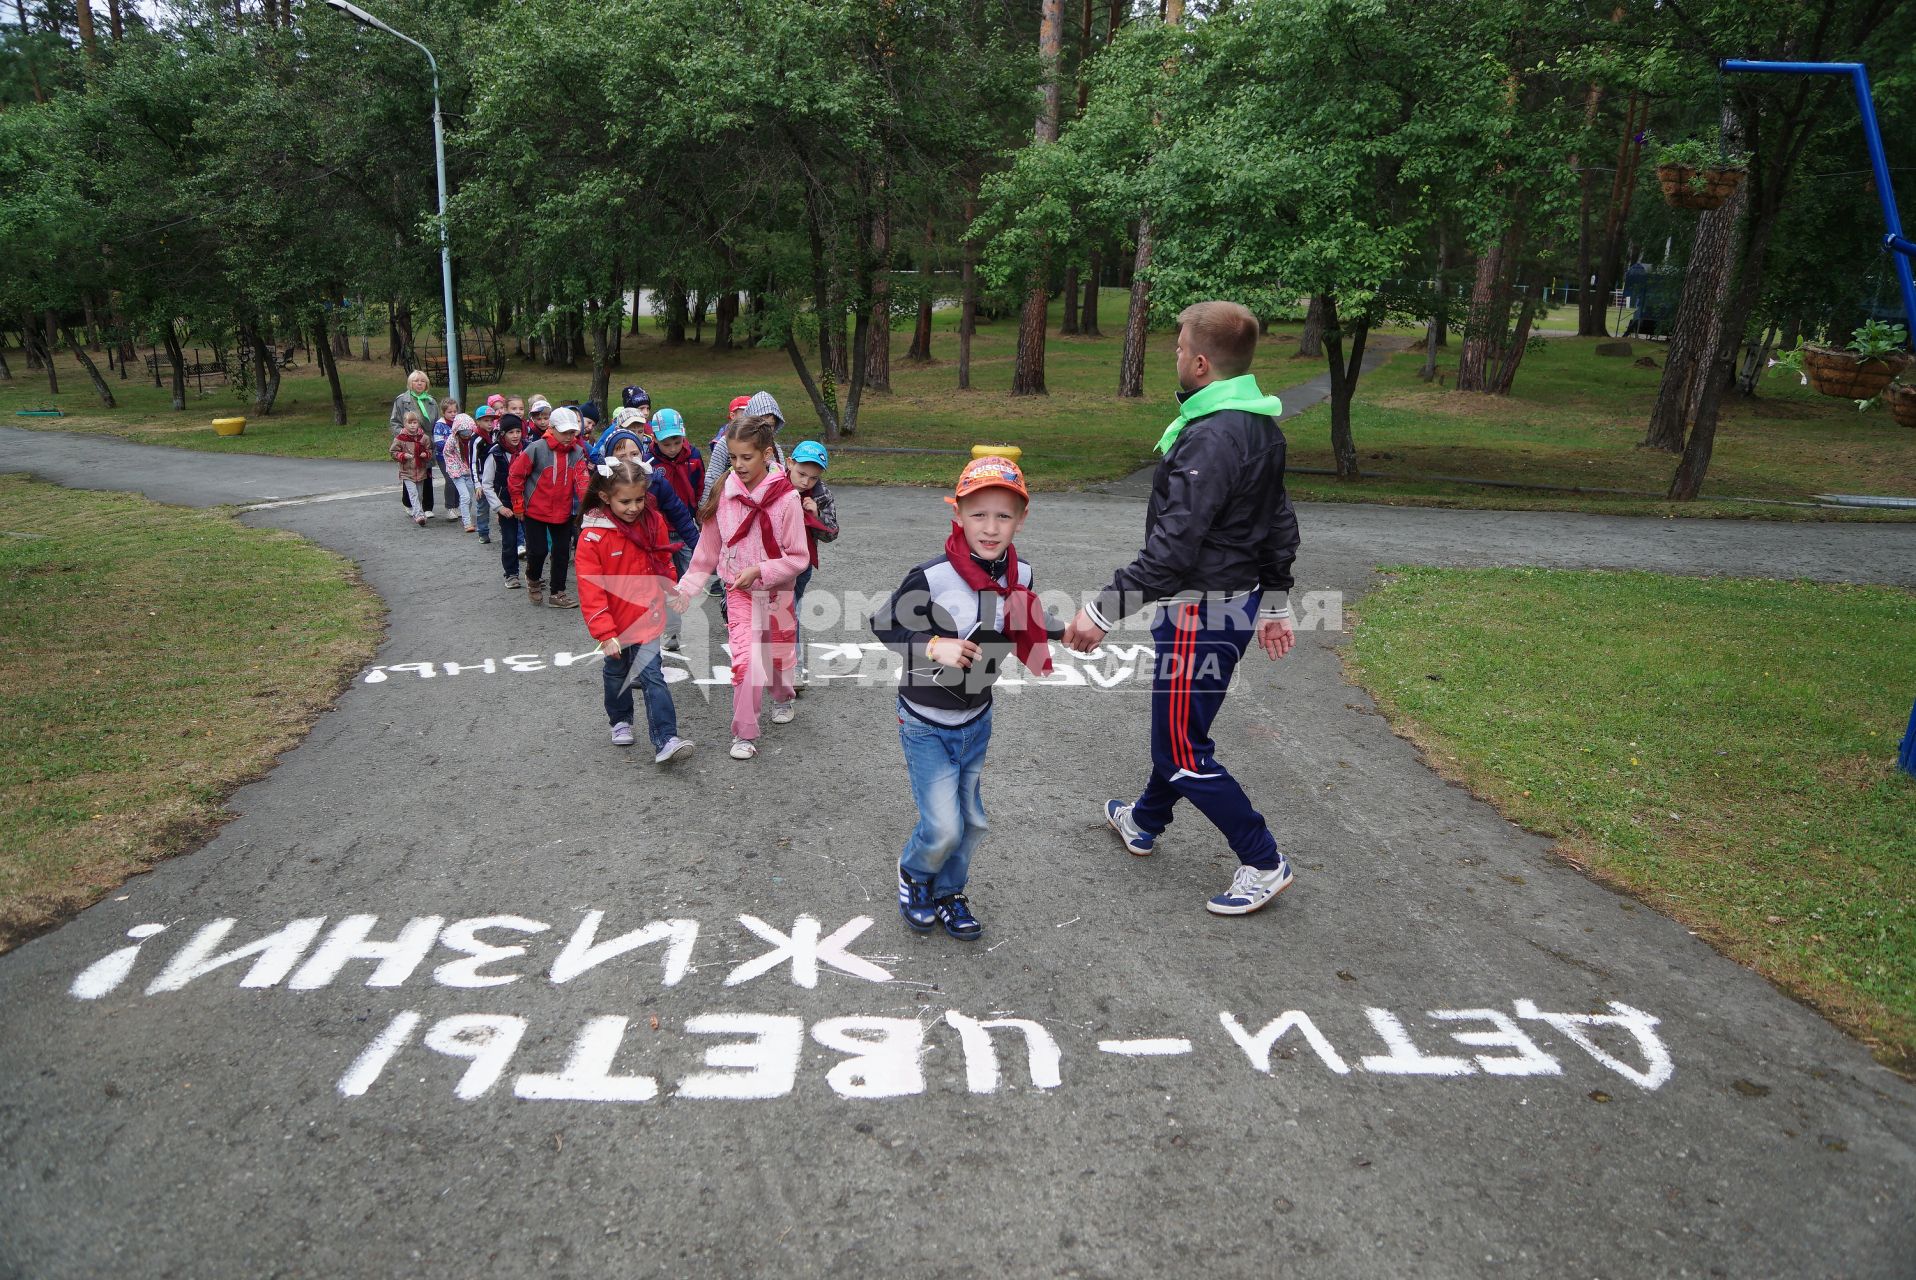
[897,705,992,900]
[793,565,814,671]
[601,639,677,750]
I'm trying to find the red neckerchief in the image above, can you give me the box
[604,504,679,576]
[654,449,699,510]
[942,522,1052,676]
[724,471,797,559]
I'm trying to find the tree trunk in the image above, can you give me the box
[0,340,10,381]
[1117,219,1153,398]
[785,338,841,441]
[74,0,98,58]
[1643,180,1741,451]
[392,298,414,370]
[691,291,708,344]
[588,298,613,410]
[663,282,688,346]
[313,308,347,426]
[866,192,893,392]
[1012,0,1065,397]
[908,217,935,362]
[1081,250,1103,337]
[958,183,979,390]
[161,322,186,410]
[40,313,59,394]
[1456,239,1509,392]
[1298,293,1325,358]
[59,321,114,407]
[1489,290,1538,394]
[1321,295,1365,480]
[1061,265,1080,334]
[714,290,738,351]
[1012,281,1049,396]
[1583,93,1647,337]
[246,323,280,416]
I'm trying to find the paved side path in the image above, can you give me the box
[1,428,1910,1279]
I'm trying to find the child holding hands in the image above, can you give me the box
[869,454,1058,940]
[575,457,694,763]
[671,416,809,760]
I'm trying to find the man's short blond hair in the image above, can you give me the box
[1176,301,1259,377]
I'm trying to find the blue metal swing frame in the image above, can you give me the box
[1720,60,1916,350]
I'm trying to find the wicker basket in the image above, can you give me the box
[1802,345,1904,400]
[1884,382,1916,429]
[1657,164,1746,211]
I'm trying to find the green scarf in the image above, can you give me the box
[1156,374,1285,454]
[411,390,436,421]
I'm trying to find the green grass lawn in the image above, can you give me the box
[1345,566,1916,1071]
[0,475,383,951]
[6,297,1912,516]
[1282,334,1916,518]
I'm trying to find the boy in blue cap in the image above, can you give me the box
[787,440,838,687]
[649,409,705,651]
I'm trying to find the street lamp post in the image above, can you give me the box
[324,0,461,408]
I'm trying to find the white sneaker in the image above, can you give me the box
[1205,858,1294,916]
[610,722,635,746]
[654,736,694,764]
[443,508,460,521]
[770,700,796,725]
[729,737,757,760]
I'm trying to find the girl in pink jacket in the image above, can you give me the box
[442,414,479,533]
[672,416,809,759]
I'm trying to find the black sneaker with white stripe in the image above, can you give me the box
[897,868,936,933]
[935,894,983,941]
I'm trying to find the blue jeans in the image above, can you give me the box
[793,565,814,671]
[601,639,677,749]
[473,487,491,539]
[897,706,992,900]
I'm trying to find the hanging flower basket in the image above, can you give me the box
[1802,345,1904,400]
[1884,382,1916,429]
[1656,164,1746,210]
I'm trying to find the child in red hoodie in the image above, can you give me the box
[576,457,694,763]
[507,406,592,609]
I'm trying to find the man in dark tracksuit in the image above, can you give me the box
[1062,300,1300,916]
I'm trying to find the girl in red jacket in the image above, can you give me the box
[576,457,693,763]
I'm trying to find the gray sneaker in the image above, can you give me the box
[654,736,694,764]
[505,575,523,590]
[610,722,635,747]
[1205,858,1294,916]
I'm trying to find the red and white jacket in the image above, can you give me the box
[575,507,676,649]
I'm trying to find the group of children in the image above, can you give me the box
[389,381,842,766]
[391,375,1068,944]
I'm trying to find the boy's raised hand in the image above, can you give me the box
[926,636,982,669]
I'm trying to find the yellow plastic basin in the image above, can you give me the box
[212,417,247,437]
[970,444,1021,463]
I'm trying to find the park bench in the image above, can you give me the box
[144,352,231,394]
[421,349,507,388]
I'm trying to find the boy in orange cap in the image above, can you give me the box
[869,453,1060,940]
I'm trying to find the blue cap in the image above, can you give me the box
[473,404,492,419]
[791,440,829,469]
[652,407,687,441]
[621,385,650,408]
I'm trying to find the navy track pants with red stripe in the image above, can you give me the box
[1130,593,1281,870]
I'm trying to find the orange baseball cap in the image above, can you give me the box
[948,453,1029,506]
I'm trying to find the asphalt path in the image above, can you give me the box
[1,425,1911,1279]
